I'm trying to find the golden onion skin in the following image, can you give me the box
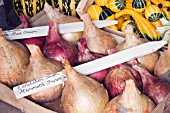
[0,35,30,87]
[61,60,109,113]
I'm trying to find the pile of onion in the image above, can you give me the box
[43,20,78,65]
[18,15,46,49]
[44,3,82,45]
[116,24,159,72]
[154,36,170,82]
[104,79,155,113]
[133,64,170,105]
[104,63,142,98]
[61,60,109,113]
[0,29,29,87]
[81,13,117,55]
[23,44,63,103]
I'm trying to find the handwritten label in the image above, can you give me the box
[2,26,49,40]
[13,72,67,99]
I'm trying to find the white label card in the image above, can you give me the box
[13,72,67,99]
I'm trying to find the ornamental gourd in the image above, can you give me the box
[13,0,46,18]
[115,9,160,41]
[95,0,109,6]
[121,20,137,32]
[106,0,126,12]
[48,0,81,16]
[162,7,170,21]
[87,5,103,20]
[132,0,147,13]
[145,5,162,22]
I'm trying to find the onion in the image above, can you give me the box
[44,3,82,45]
[116,24,159,72]
[105,63,142,98]
[77,38,96,64]
[43,21,78,65]
[104,79,155,113]
[133,64,170,105]
[18,15,46,49]
[81,13,117,55]
[23,44,63,103]
[77,38,109,83]
[61,60,109,113]
[0,29,29,87]
[154,36,170,80]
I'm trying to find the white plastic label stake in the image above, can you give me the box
[13,72,66,99]
[13,41,167,99]
[3,20,118,40]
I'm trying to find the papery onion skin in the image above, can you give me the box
[23,44,63,103]
[133,65,170,105]
[154,36,170,78]
[18,15,46,49]
[104,80,155,113]
[61,60,109,113]
[116,24,159,72]
[77,38,96,64]
[0,35,29,87]
[81,14,117,55]
[43,21,78,65]
[105,63,142,98]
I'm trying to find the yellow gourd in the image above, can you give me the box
[106,0,126,12]
[132,0,147,13]
[162,7,170,21]
[150,0,163,8]
[121,20,137,32]
[151,20,162,27]
[115,9,160,41]
[116,16,124,30]
[87,5,103,20]
[95,0,109,6]
[145,5,162,22]
[108,25,118,30]
[162,0,170,8]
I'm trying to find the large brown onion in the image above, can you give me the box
[61,60,109,113]
[23,44,63,103]
[104,79,155,113]
[0,29,29,87]
[81,13,117,55]
[105,63,142,98]
[44,3,82,45]
[154,36,170,80]
[116,24,159,72]
[133,64,170,105]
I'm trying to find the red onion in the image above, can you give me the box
[133,65,170,105]
[43,21,78,65]
[105,63,142,98]
[77,38,96,64]
[89,69,110,83]
[18,15,46,49]
[77,38,109,83]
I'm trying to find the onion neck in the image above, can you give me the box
[44,3,60,22]
[120,80,141,102]
[46,21,61,43]
[27,45,44,59]
[20,15,31,28]
[81,14,95,34]
[124,25,138,47]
